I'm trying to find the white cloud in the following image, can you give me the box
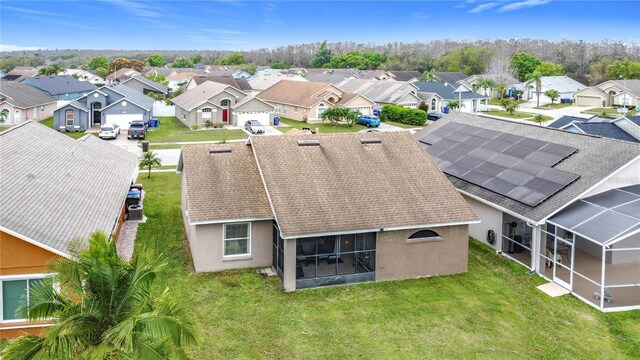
[0,44,45,52]
[102,0,163,18]
[412,11,431,20]
[469,2,500,13]
[204,29,248,35]
[498,0,552,12]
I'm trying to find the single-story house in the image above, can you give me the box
[172,81,273,127]
[522,76,586,104]
[2,67,37,82]
[53,83,154,131]
[121,74,168,96]
[21,75,98,101]
[0,121,138,338]
[178,132,479,291]
[106,68,140,83]
[415,113,640,312]
[184,75,253,92]
[145,67,178,78]
[574,79,640,108]
[352,70,395,81]
[64,69,105,85]
[248,70,308,91]
[461,74,521,98]
[336,79,423,109]
[548,115,640,143]
[0,81,57,125]
[413,82,488,113]
[257,80,374,122]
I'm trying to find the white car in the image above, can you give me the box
[245,120,265,134]
[99,123,120,139]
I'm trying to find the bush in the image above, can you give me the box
[380,104,427,126]
[191,124,200,130]
[204,120,213,128]
[213,122,224,128]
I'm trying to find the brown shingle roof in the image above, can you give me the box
[257,80,335,108]
[251,132,478,238]
[180,143,273,224]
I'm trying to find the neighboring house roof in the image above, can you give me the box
[0,122,138,256]
[192,75,253,91]
[179,143,273,224]
[549,115,640,143]
[413,82,488,100]
[257,80,336,108]
[538,76,586,93]
[21,75,98,96]
[0,80,57,108]
[336,79,419,104]
[305,68,357,76]
[304,72,355,85]
[414,113,640,223]
[464,73,520,86]
[102,83,154,110]
[145,67,176,77]
[432,72,467,84]
[250,132,478,238]
[122,74,169,94]
[3,67,37,82]
[232,94,273,110]
[248,71,308,90]
[167,71,201,81]
[353,70,392,80]
[61,100,90,112]
[106,68,140,81]
[172,81,243,111]
[608,79,640,97]
[390,71,422,81]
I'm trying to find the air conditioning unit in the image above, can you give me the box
[128,204,143,221]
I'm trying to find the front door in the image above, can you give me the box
[222,109,228,122]
[553,237,574,290]
[93,111,101,124]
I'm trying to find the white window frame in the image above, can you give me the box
[317,103,326,118]
[0,274,52,323]
[274,104,281,113]
[222,222,251,258]
[65,110,74,126]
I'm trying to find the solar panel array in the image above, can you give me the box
[420,122,580,206]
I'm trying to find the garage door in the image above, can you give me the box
[236,111,271,126]
[575,95,601,107]
[105,114,143,130]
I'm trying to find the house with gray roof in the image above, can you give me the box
[185,75,253,92]
[21,75,98,101]
[121,74,168,96]
[336,79,423,109]
[415,113,640,311]
[0,80,57,125]
[574,79,640,108]
[549,115,640,143]
[520,76,586,104]
[413,81,488,113]
[53,83,154,131]
[431,72,467,84]
[461,73,522,99]
[178,132,478,291]
[389,71,422,82]
[2,67,37,82]
[0,121,138,336]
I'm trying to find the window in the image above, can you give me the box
[274,104,281,113]
[431,98,436,109]
[1,277,50,322]
[65,110,74,126]
[407,230,442,244]
[223,223,250,257]
[14,110,21,123]
[283,105,287,114]
[294,106,298,113]
[317,103,326,118]
[202,107,212,120]
[220,99,231,107]
[0,109,9,124]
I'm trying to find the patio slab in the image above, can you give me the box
[537,282,570,297]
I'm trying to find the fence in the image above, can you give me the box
[152,101,175,117]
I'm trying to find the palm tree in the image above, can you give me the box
[420,69,436,82]
[532,113,547,126]
[476,78,495,97]
[495,82,507,100]
[320,107,361,127]
[500,98,520,115]
[448,100,463,111]
[526,69,544,108]
[139,151,162,178]
[0,232,198,359]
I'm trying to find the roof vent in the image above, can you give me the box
[209,146,232,154]
[297,139,320,147]
[359,138,382,144]
[27,171,36,178]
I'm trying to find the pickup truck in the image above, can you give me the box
[127,121,146,139]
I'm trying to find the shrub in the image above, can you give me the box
[380,104,426,126]
[191,124,200,130]
[204,120,213,128]
[213,122,224,128]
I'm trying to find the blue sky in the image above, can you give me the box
[1,0,638,51]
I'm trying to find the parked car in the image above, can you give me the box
[245,120,265,134]
[356,115,381,127]
[127,121,146,139]
[427,111,445,121]
[358,128,382,133]
[99,123,120,139]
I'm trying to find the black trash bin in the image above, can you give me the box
[141,141,149,152]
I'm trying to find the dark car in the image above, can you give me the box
[427,111,445,121]
[127,121,146,139]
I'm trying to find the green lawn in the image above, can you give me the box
[278,117,368,133]
[488,98,526,106]
[539,102,572,109]
[487,110,553,122]
[144,117,248,143]
[39,117,96,139]
[136,172,640,359]
[385,120,424,129]
[583,107,637,117]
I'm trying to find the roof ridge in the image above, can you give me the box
[0,120,35,136]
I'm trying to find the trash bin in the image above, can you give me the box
[443,107,449,114]
[149,119,157,127]
[373,109,381,117]
[273,116,280,126]
[141,141,149,152]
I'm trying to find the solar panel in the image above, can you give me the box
[425,122,580,207]
[621,184,640,196]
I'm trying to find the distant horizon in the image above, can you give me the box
[1,0,638,52]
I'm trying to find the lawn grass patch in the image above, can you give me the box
[280,117,367,133]
[385,120,423,129]
[488,98,526,106]
[486,110,553,122]
[583,107,637,117]
[539,102,572,109]
[144,117,248,143]
[37,117,97,138]
[135,172,639,359]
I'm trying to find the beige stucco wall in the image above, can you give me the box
[189,220,273,272]
[0,102,56,125]
[375,225,470,281]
